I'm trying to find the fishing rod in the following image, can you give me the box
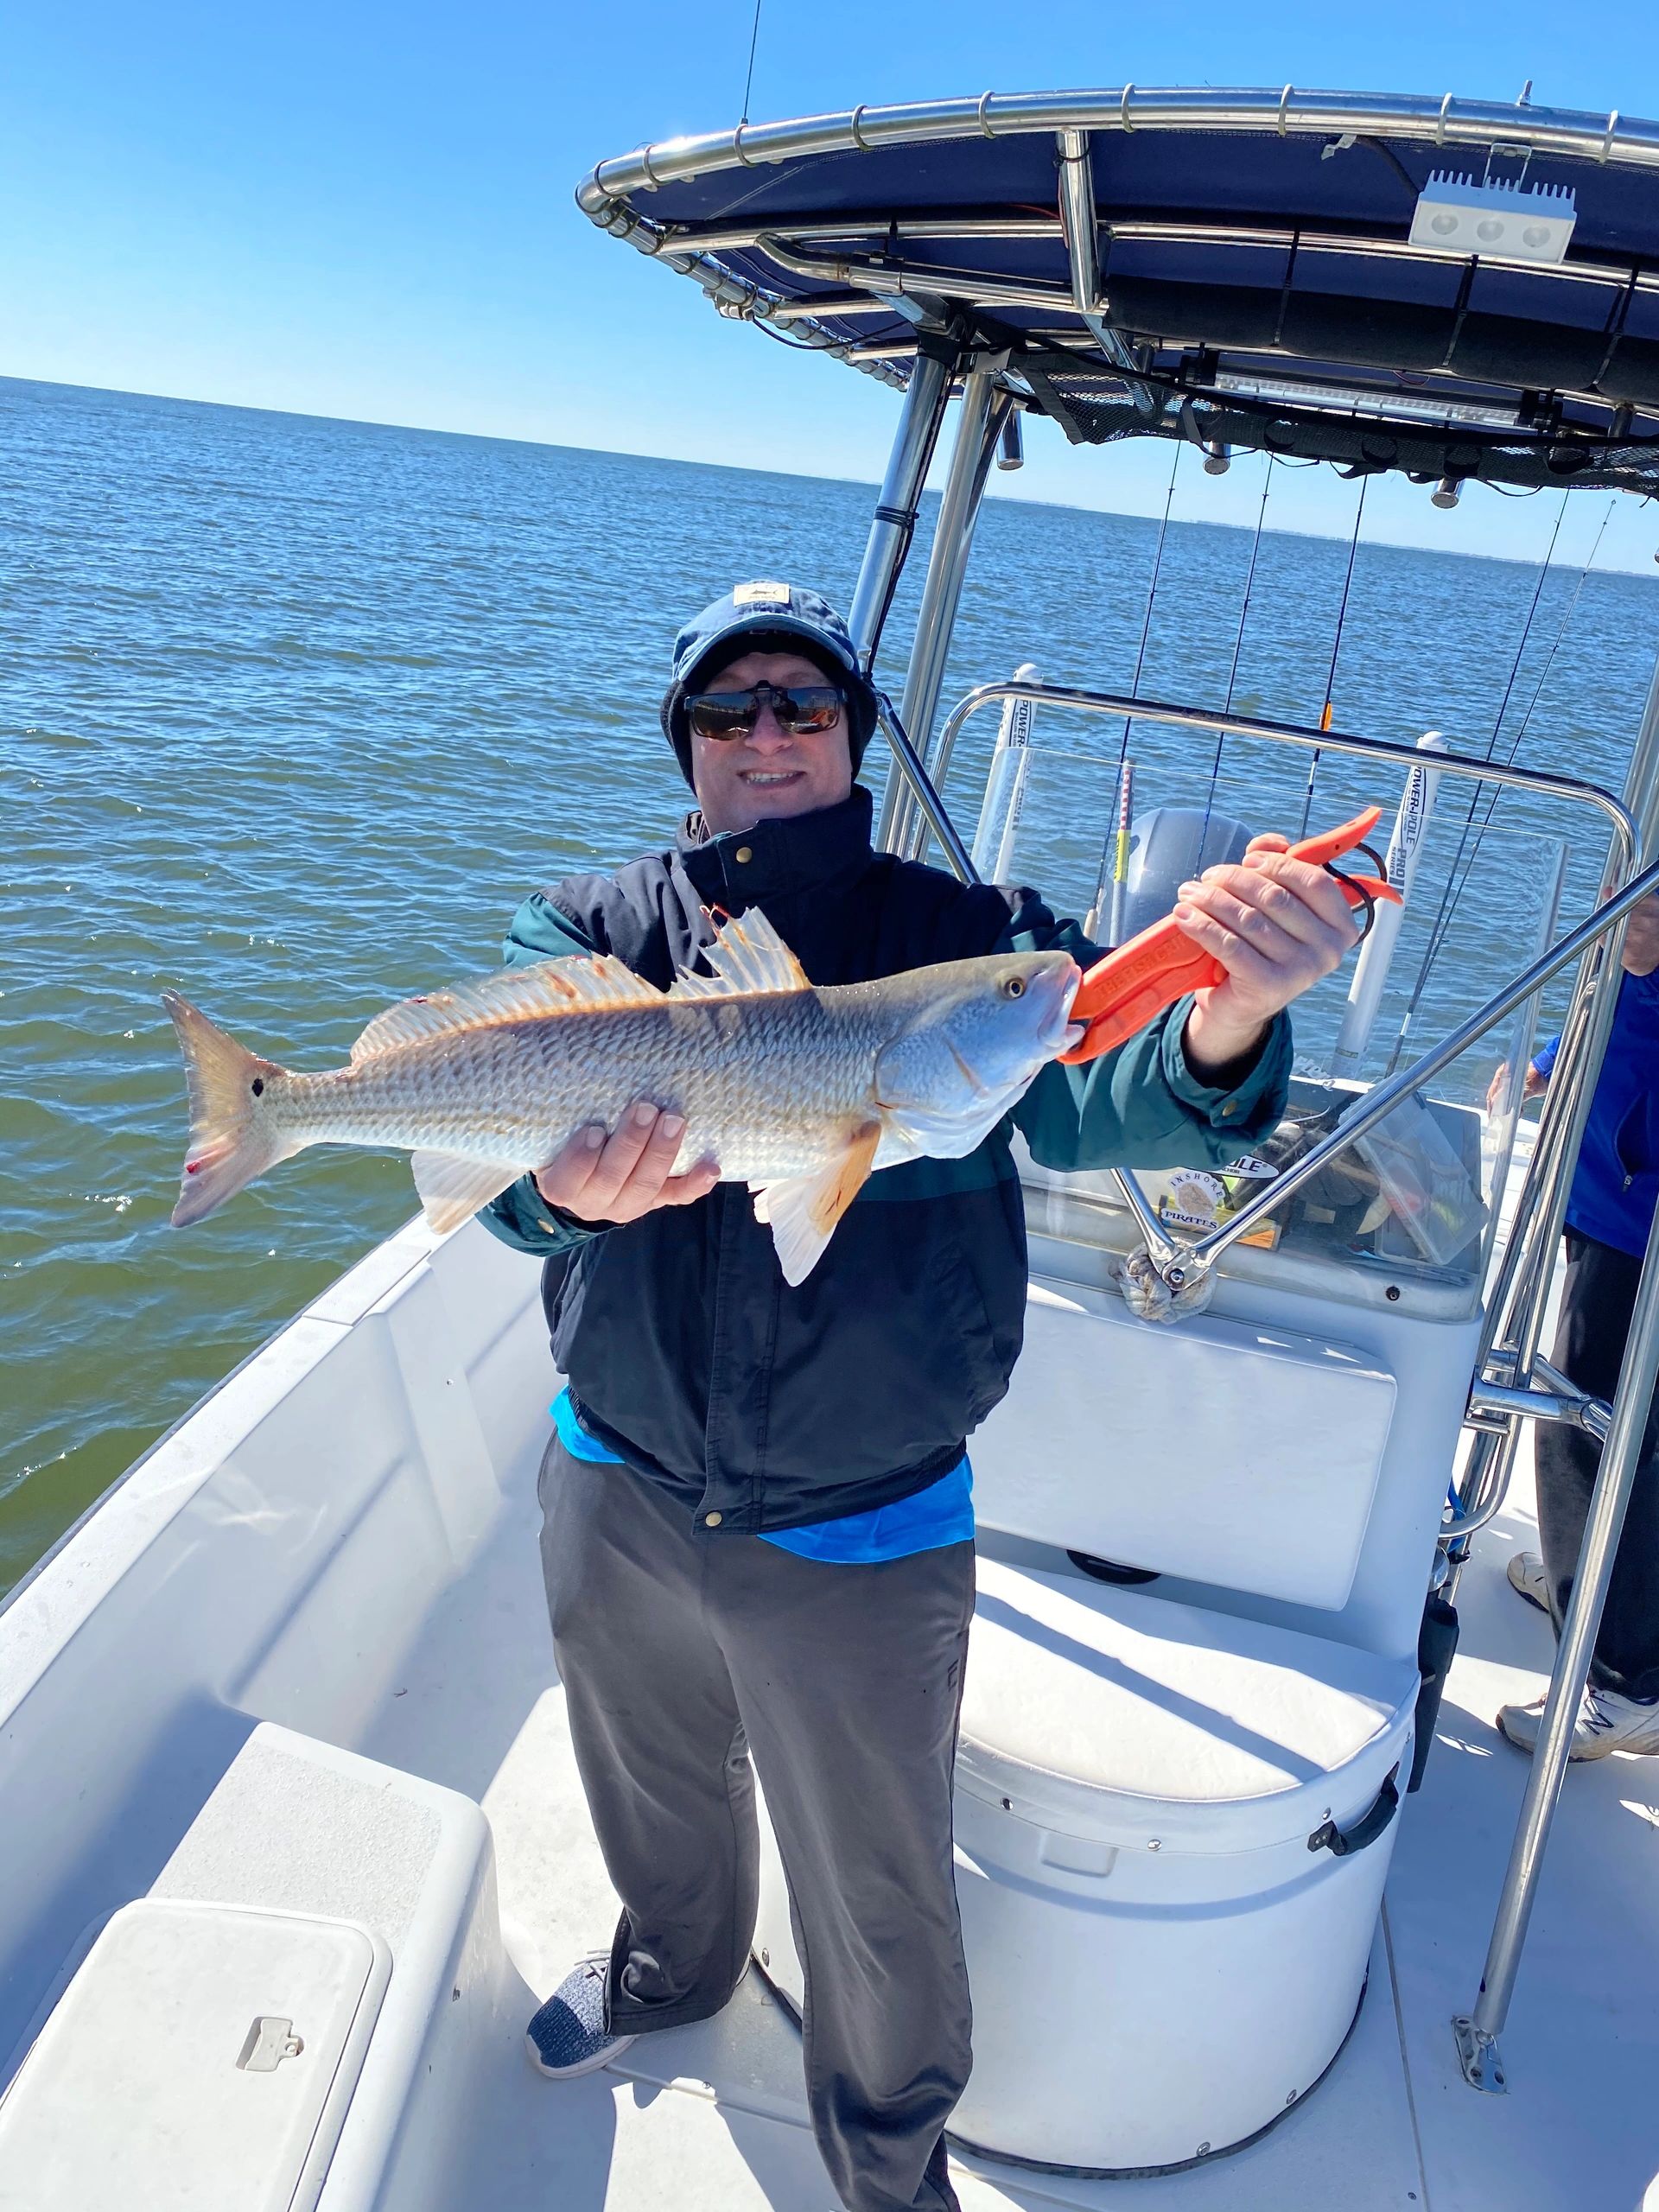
[1295,471,1370,838]
[1084,759,1135,942]
[1083,440,1181,942]
[1194,451,1276,861]
[1383,492,1575,1077]
[1427,498,1617,906]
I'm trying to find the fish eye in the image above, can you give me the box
[1001,976,1026,999]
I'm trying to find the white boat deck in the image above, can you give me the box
[352,1405,1659,2211]
[5,1156,1659,2211]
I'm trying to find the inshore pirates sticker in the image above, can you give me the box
[1143,1154,1281,1247]
[734,581,791,607]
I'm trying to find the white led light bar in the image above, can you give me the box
[1214,372,1520,429]
[1408,171,1578,264]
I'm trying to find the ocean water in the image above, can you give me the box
[3,373,1657,1596]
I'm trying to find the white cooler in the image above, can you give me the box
[755,1556,1417,2176]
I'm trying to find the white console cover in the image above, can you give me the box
[0,1898,388,2212]
[972,1281,1397,1608]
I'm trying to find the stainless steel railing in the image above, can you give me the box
[1455,1192,1659,2089]
[868,664,1659,2088]
[921,680,1637,858]
[912,678,1639,1285]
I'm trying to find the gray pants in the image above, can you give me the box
[537,1439,974,2212]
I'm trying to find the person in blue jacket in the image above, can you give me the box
[489,583,1358,2212]
[1491,891,1659,1759]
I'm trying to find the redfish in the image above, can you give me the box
[164,907,1079,1283]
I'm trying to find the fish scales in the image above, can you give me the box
[271,990,891,1181]
[162,907,1081,1284]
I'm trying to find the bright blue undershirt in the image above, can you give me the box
[550,1388,975,1562]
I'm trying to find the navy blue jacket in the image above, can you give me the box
[481,788,1290,1532]
[1535,968,1659,1257]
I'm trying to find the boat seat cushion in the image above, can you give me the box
[960,1559,1417,1854]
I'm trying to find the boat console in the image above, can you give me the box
[755,1091,1488,2171]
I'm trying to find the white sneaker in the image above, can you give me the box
[1506,1551,1551,1614]
[1497,1683,1659,1760]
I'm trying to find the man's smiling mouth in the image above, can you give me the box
[740,769,804,785]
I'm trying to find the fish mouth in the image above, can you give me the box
[1032,959,1084,1054]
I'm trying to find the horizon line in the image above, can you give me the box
[3,370,1655,585]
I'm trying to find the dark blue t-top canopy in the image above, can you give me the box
[578,86,1659,492]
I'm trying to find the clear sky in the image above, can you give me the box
[5,3,1659,572]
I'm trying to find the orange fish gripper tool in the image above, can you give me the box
[1059,805,1404,1065]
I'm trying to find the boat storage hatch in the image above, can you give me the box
[0,1899,390,2212]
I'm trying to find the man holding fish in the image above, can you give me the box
[483,585,1357,2212]
[162,580,1360,2212]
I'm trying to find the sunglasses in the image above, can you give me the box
[686,681,844,741]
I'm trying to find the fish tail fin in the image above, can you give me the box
[162,992,296,1226]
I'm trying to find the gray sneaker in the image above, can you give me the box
[1506,1551,1551,1614]
[1497,1683,1659,1760]
[525,1955,638,2079]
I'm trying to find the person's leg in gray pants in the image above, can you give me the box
[538,1437,974,2212]
[1535,1231,1659,1700]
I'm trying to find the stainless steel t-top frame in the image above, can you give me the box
[577,87,1659,442]
[877,364,1014,856]
[841,365,1659,2098]
[579,84,1659,224]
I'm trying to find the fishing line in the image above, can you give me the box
[1475,496,1614,790]
[1382,489,1576,1075]
[1197,452,1275,845]
[740,0,764,124]
[1295,470,1370,836]
[1478,488,1573,761]
[1389,495,1615,1012]
[1121,439,1183,735]
[1084,439,1181,938]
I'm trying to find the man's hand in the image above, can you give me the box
[1174,833,1360,1080]
[1486,1059,1549,1117]
[533,1101,720,1224]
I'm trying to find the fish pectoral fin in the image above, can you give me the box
[669,906,811,1000]
[353,956,661,1062]
[750,1119,882,1287]
[410,1150,531,1237]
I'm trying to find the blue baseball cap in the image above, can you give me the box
[660,582,880,789]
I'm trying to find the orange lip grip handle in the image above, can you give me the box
[1059,806,1404,1066]
[1292,804,1385,869]
[1061,916,1224,1064]
[1282,804,1402,913]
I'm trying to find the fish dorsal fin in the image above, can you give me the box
[750,1118,883,1286]
[410,1148,531,1236]
[352,955,663,1061]
[669,907,810,1001]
